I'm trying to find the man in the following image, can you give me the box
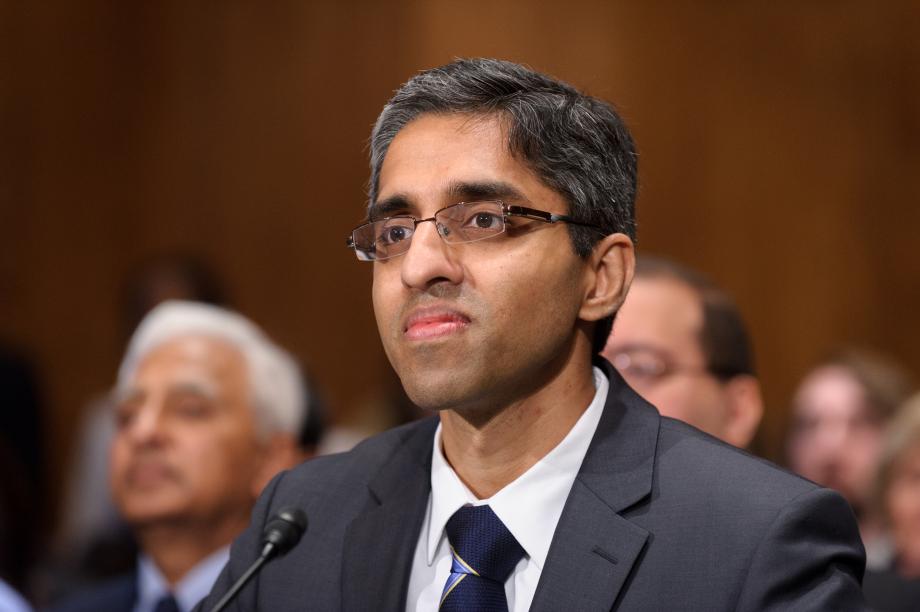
[602,256,763,447]
[199,59,866,611]
[788,348,914,567]
[53,301,307,612]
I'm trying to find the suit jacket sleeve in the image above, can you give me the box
[734,486,867,611]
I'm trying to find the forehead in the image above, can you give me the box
[131,335,247,391]
[613,277,704,348]
[376,113,560,214]
[793,366,869,419]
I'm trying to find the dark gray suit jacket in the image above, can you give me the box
[197,364,867,611]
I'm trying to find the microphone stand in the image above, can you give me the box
[208,507,307,612]
[208,542,276,612]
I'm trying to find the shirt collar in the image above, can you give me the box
[136,545,229,612]
[427,367,608,570]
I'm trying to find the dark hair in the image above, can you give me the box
[369,58,638,354]
[634,256,756,379]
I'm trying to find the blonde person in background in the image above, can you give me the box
[863,393,920,612]
[787,348,914,568]
[51,301,307,612]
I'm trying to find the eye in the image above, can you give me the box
[376,219,415,246]
[114,402,138,429]
[456,203,503,232]
[177,399,210,418]
[470,211,501,229]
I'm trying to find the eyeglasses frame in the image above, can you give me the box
[345,200,603,261]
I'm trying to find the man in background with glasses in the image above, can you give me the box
[199,58,866,611]
[602,255,763,448]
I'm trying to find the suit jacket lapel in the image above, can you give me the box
[341,418,437,612]
[531,362,659,611]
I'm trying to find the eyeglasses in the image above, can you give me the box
[609,346,718,390]
[345,200,601,262]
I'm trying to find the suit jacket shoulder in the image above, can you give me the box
[627,416,866,610]
[531,363,866,611]
[47,573,136,612]
[196,417,438,612]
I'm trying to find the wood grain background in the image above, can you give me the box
[2,1,918,515]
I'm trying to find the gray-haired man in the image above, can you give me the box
[54,301,306,612]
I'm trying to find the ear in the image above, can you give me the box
[579,232,635,323]
[249,433,301,499]
[721,375,764,449]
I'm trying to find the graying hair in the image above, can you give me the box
[117,300,307,438]
[368,58,638,352]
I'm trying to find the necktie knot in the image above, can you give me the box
[445,504,524,583]
[153,594,181,612]
[440,504,525,610]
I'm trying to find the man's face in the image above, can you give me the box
[787,365,882,509]
[371,113,589,412]
[886,443,920,568]
[110,335,265,528]
[603,276,732,438]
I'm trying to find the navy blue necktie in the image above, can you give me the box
[153,594,181,612]
[440,504,525,611]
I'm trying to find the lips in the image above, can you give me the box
[404,307,471,341]
[125,461,179,488]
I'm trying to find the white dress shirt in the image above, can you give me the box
[0,579,32,612]
[134,545,229,612]
[406,367,608,612]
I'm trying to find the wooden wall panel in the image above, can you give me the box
[1,1,918,513]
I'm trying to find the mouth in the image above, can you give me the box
[403,307,471,341]
[125,462,178,488]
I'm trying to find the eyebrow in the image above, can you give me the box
[167,381,220,400]
[369,180,527,221]
[368,194,412,221]
[446,180,526,203]
[112,380,219,405]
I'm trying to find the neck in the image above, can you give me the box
[440,355,597,499]
[135,511,248,586]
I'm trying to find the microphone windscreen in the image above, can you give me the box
[262,507,308,554]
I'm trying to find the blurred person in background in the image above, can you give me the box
[863,393,920,611]
[0,346,45,605]
[602,255,763,448]
[51,301,308,612]
[49,254,231,599]
[787,348,915,567]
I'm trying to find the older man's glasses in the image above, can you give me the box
[346,200,600,262]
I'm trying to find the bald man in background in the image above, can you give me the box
[603,256,763,448]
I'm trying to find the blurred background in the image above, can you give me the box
[1,0,918,567]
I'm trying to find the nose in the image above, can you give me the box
[399,219,463,290]
[126,402,168,447]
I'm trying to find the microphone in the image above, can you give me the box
[208,507,308,612]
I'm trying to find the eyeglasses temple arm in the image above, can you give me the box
[504,205,603,230]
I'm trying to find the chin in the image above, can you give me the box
[119,497,188,527]
[401,373,476,412]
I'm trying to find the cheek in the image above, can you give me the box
[108,441,129,487]
[643,381,715,427]
[889,488,920,528]
[182,428,257,479]
[372,271,400,334]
